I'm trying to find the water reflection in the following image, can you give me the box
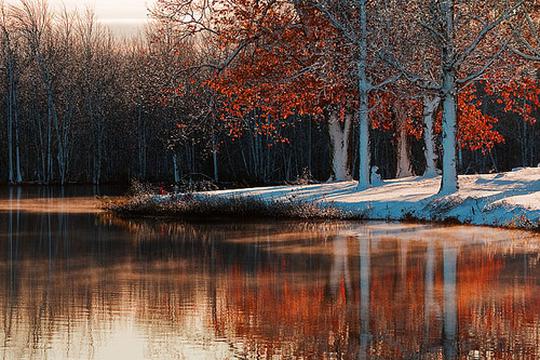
[0,189,539,358]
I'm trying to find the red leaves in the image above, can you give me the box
[458,85,504,153]
[456,76,539,154]
[498,77,539,124]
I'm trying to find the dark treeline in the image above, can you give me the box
[0,0,538,186]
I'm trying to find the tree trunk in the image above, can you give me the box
[423,96,440,177]
[357,0,371,190]
[14,104,22,184]
[6,60,14,184]
[328,111,352,181]
[50,92,66,185]
[439,0,459,195]
[212,134,219,183]
[440,74,458,194]
[46,97,52,184]
[174,153,180,184]
[395,105,413,178]
[137,105,146,179]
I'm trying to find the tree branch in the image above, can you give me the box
[453,0,524,67]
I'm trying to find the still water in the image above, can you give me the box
[0,188,540,359]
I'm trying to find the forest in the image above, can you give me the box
[0,0,538,192]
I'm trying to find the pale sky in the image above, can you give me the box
[8,0,152,36]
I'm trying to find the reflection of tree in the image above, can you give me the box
[328,234,352,301]
[455,249,540,359]
[423,240,440,350]
[1,214,540,358]
[359,230,370,360]
[443,244,457,360]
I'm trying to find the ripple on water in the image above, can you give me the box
[0,191,540,358]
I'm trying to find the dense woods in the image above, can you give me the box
[0,0,538,190]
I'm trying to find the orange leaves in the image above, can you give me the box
[194,0,356,138]
[370,93,394,131]
[458,85,504,153]
[370,93,423,139]
[498,77,539,124]
[456,76,539,154]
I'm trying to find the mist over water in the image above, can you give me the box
[0,188,539,359]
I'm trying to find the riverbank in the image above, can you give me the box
[110,167,540,230]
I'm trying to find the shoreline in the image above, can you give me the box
[108,167,540,231]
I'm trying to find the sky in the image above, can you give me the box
[9,0,151,36]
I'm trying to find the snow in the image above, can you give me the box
[206,167,540,229]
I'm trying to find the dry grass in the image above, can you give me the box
[104,193,355,221]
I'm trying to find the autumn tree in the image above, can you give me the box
[291,0,401,189]
[381,0,524,194]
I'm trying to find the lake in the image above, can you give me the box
[0,187,539,359]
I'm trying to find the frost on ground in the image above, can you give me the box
[205,167,540,229]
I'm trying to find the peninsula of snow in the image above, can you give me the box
[208,167,540,229]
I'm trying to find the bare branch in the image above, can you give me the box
[453,0,524,67]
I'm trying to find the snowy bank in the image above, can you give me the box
[205,167,540,229]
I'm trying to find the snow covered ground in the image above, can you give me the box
[206,167,540,229]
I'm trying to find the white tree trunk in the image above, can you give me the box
[328,111,352,181]
[357,0,371,190]
[439,0,459,195]
[440,74,458,194]
[173,153,180,184]
[423,96,440,178]
[395,106,413,178]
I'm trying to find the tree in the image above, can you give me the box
[0,1,23,183]
[382,0,524,194]
[296,0,400,189]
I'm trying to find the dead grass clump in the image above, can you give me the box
[105,194,353,220]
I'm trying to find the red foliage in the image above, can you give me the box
[458,85,505,153]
